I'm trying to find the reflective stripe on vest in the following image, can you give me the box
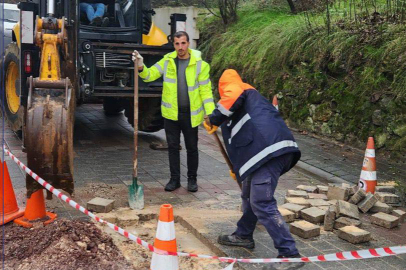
[163,60,176,83]
[162,101,172,108]
[228,113,251,144]
[203,98,214,104]
[199,78,210,85]
[239,140,298,176]
[191,105,204,115]
[154,63,164,75]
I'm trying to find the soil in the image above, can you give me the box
[0,219,134,270]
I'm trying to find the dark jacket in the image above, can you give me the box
[209,69,301,182]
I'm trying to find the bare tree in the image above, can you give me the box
[202,0,240,25]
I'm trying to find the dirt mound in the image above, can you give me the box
[1,219,134,270]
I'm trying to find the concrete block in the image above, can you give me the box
[278,207,295,223]
[392,209,406,223]
[324,206,336,231]
[284,197,310,207]
[375,192,400,205]
[375,186,396,194]
[308,199,330,207]
[357,193,378,213]
[351,185,359,195]
[327,186,349,201]
[300,207,326,224]
[342,183,356,196]
[317,185,329,194]
[334,217,362,229]
[308,193,328,200]
[348,188,366,205]
[87,197,115,213]
[336,200,359,220]
[328,200,337,205]
[337,226,371,244]
[370,201,393,214]
[290,220,320,239]
[371,212,400,229]
[296,185,318,193]
[280,203,306,218]
[286,190,309,198]
[317,206,330,211]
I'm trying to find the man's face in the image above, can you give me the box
[174,36,190,58]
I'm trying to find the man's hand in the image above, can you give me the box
[132,50,144,69]
[203,118,218,134]
[229,170,237,181]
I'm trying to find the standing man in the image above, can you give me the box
[204,69,303,270]
[132,31,215,192]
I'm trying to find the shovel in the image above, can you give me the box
[128,59,144,209]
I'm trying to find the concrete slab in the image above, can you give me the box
[337,226,371,244]
[334,217,362,229]
[290,220,320,239]
[278,207,295,223]
[286,190,309,198]
[327,186,349,201]
[280,203,306,218]
[87,197,115,213]
[348,188,366,205]
[308,193,328,200]
[284,197,310,207]
[324,206,336,231]
[375,192,401,205]
[336,200,359,220]
[370,201,393,214]
[392,209,406,223]
[300,207,326,224]
[308,199,330,207]
[357,193,378,213]
[296,185,318,193]
[371,212,400,229]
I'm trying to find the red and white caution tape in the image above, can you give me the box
[4,146,406,270]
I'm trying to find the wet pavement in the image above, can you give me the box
[1,103,406,270]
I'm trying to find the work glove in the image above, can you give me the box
[229,170,236,181]
[132,50,144,68]
[203,117,218,134]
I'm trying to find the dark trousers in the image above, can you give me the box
[234,153,299,256]
[164,112,198,180]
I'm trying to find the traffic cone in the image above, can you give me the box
[0,161,25,225]
[14,189,57,228]
[358,137,377,193]
[150,204,178,270]
[272,95,279,110]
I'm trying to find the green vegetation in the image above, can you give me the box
[198,1,406,157]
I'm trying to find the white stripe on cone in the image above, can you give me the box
[151,253,179,270]
[365,149,375,158]
[360,171,377,180]
[156,220,176,241]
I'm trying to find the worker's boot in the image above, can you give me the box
[187,177,198,192]
[217,234,255,249]
[164,178,181,192]
[262,254,304,270]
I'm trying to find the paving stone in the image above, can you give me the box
[328,199,337,205]
[327,186,349,201]
[370,212,400,229]
[370,201,393,214]
[316,185,329,194]
[286,190,309,198]
[375,192,401,205]
[296,185,318,193]
[342,183,356,196]
[323,206,336,231]
[290,220,320,239]
[280,203,306,218]
[392,209,406,223]
[336,200,360,220]
[300,207,326,224]
[87,197,115,213]
[337,226,371,244]
[307,199,330,207]
[357,193,378,213]
[278,207,295,223]
[316,206,329,211]
[375,185,396,194]
[334,217,362,229]
[308,193,328,200]
[284,197,310,207]
[348,188,366,205]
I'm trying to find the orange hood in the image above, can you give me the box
[218,69,254,98]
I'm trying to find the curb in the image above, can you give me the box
[294,161,351,185]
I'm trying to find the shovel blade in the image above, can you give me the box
[128,178,144,209]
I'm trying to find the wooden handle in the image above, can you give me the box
[133,60,139,178]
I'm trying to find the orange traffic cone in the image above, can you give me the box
[150,204,178,270]
[358,137,377,193]
[14,189,57,228]
[272,95,279,110]
[0,161,25,225]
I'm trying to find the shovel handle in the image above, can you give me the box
[133,60,139,178]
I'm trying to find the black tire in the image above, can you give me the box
[103,97,124,115]
[125,97,164,132]
[1,42,23,134]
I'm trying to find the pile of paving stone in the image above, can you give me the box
[279,184,406,244]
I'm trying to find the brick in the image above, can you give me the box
[327,186,349,201]
[308,193,328,200]
[392,209,406,223]
[375,192,400,205]
[342,183,356,196]
[375,186,396,194]
[296,185,318,193]
[280,203,306,218]
[317,206,330,211]
[357,193,378,213]
[308,199,330,207]
[278,207,295,223]
[284,197,310,207]
[87,197,115,213]
[289,220,320,239]
[324,206,336,231]
[334,217,362,229]
[328,199,337,205]
[337,226,371,244]
[336,200,359,220]
[370,201,393,214]
[371,212,400,229]
[300,207,326,224]
[317,185,329,194]
[348,188,366,205]
[286,190,309,198]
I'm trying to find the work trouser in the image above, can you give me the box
[234,153,299,256]
[79,3,105,22]
[164,110,199,180]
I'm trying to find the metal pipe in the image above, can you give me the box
[48,0,55,16]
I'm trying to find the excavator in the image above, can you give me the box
[2,0,186,198]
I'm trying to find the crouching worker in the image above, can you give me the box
[204,69,303,270]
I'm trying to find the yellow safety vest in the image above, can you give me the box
[139,49,215,127]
